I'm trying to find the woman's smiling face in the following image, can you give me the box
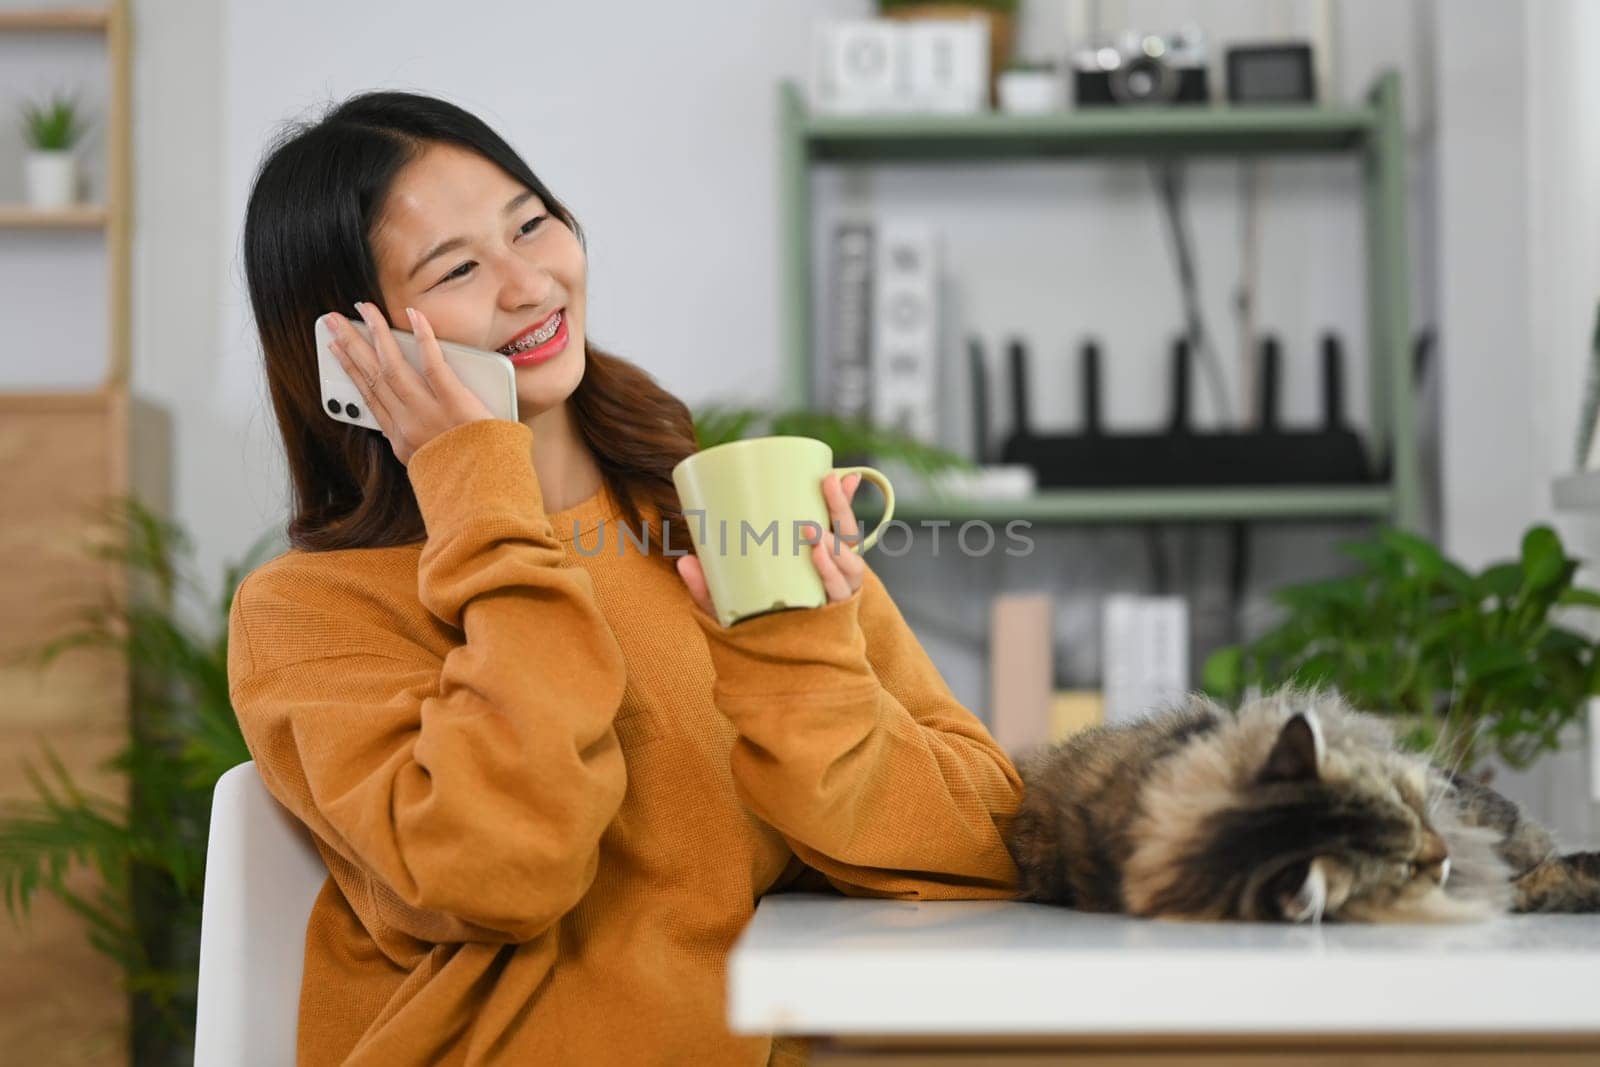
[370,142,587,419]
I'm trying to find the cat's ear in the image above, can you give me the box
[1258,712,1323,784]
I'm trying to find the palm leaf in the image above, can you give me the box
[0,739,130,925]
[0,490,287,1060]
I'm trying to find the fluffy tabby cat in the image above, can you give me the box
[1005,689,1600,922]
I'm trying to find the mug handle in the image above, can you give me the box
[834,466,896,552]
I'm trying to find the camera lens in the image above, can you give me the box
[347,403,361,419]
[326,399,341,415]
[1113,55,1176,104]
[1127,63,1156,97]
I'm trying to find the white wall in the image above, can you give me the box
[1520,0,1600,846]
[1436,0,1600,562]
[1527,0,1600,542]
[1432,0,1600,844]
[130,0,227,608]
[1434,0,1541,569]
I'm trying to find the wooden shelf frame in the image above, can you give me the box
[854,484,1394,526]
[801,102,1377,161]
[0,203,108,227]
[0,8,109,31]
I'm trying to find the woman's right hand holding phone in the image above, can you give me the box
[325,302,497,466]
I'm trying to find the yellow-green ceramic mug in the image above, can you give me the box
[672,436,896,627]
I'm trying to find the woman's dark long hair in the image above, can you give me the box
[242,90,698,557]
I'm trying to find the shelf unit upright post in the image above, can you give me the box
[778,81,812,412]
[776,71,1422,531]
[1364,72,1420,531]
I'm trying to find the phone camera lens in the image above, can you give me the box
[347,403,361,418]
[326,399,342,415]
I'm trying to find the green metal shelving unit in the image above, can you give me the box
[778,72,1420,530]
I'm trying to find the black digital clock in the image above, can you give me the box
[1226,43,1316,104]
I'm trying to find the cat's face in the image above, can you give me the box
[1223,713,1453,921]
[1124,694,1475,922]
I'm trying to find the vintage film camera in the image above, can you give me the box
[1071,28,1209,107]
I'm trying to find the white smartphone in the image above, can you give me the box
[314,313,519,431]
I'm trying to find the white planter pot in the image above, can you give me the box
[24,150,79,208]
[1484,714,1596,849]
[998,70,1063,114]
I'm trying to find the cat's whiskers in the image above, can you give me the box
[1420,680,1472,825]
[1427,728,1475,825]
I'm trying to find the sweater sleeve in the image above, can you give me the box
[226,418,629,944]
[689,565,1023,899]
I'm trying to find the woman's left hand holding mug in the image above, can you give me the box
[808,471,866,603]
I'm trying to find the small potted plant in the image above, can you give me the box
[998,60,1064,114]
[21,89,91,208]
[1202,524,1600,775]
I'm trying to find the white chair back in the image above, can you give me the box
[194,760,328,1067]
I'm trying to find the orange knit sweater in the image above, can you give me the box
[225,417,1024,1066]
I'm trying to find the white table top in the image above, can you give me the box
[728,894,1600,1036]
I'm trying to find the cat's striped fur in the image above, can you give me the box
[1005,689,1600,922]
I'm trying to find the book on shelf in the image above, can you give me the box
[988,592,1053,760]
[870,220,941,446]
[827,221,874,425]
[1101,594,1190,725]
[1049,690,1103,743]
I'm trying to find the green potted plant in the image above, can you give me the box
[20,89,91,208]
[0,495,281,1066]
[1202,524,1600,774]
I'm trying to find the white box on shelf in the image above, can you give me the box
[998,68,1065,113]
[1102,594,1190,725]
[927,464,1037,500]
[903,18,989,114]
[812,21,903,115]
[810,18,988,115]
[870,221,940,444]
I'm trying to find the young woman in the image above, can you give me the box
[229,89,1023,1067]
